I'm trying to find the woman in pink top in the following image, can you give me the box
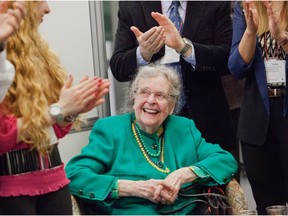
[0,1,110,214]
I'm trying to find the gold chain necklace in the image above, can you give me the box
[131,122,170,174]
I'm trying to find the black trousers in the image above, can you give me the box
[0,185,72,215]
[241,97,288,215]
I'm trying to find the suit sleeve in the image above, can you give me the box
[193,2,232,75]
[109,2,139,82]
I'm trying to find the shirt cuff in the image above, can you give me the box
[136,47,150,66]
[107,179,119,199]
[189,166,210,178]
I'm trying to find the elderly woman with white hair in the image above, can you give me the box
[66,64,238,215]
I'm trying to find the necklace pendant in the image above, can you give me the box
[132,122,169,173]
[151,143,158,149]
[157,161,163,168]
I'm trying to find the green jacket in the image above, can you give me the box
[66,113,237,215]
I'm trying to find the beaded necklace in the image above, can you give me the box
[132,121,170,174]
[134,123,162,157]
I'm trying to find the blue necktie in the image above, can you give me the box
[169,1,183,34]
[169,1,185,113]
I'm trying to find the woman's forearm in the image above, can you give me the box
[238,29,257,64]
[118,179,139,197]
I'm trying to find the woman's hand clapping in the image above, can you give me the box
[243,1,258,36]
[57,74,110,118]
[262,1,286,43]
[0,1,27,43]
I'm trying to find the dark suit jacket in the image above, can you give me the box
[110,1,235,151]
[228,2,288,146]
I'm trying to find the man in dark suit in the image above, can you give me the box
[109,1,235,152]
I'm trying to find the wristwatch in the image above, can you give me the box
[49,103,64,123]
[178,38,192,56]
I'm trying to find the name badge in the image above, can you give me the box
[264,59,286,85]
[158,45,180,65]
[49,126,58,145]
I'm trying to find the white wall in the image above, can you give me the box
[58,131,91,165]
[106,1,130,115]
[39,1,102,164]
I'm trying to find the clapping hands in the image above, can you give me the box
[262,1,286,43]
[58,74,110,118]
[243,0,286,43]
[130,11,186,62]
[151,12,184,53]
[130,26,166,62]
[242,1,258,36]
[0,1,27,43]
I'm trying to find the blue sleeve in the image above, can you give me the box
[228,1,256,80]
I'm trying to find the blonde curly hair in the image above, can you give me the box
[1,1,67,153]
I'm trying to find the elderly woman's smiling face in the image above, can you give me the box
[133,75,175,134]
